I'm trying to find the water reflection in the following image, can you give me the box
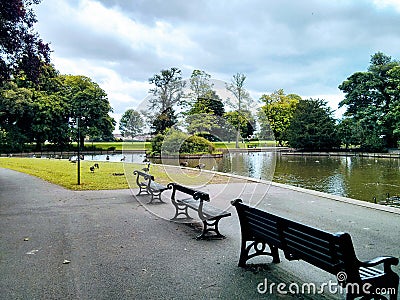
[90,152,400,203]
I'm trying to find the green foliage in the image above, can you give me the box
[160,129,188,154]
[188,92,225,116]
[150,134,165,155]
[0,0,51,85]
[286,99,340,150]
[151,107,177,135]
[119,109,144,138]
[188,69,214,105]
[339,52,400,150]
[151,129,215,155]
[224,110,256,139]
[0,68,116,151]
[258,89,300,145]
[180,135,215,154]
[148,67,185,113]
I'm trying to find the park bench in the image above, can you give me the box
[133,170,168,204]
[231,199,399,300]
[168,183,231,240]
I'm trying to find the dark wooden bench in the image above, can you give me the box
[168,183,231,240]
[231,199,399,300]
[133,170,168,204]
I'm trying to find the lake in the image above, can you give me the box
[86,151,400,203]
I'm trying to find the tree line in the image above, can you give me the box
[2,2,400,153]
[121,51,400,152]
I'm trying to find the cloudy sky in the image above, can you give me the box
[34,0,400,130]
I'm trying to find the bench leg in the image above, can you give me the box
[148,190,165,204]
[196,218,225,240]
[238,240,280,267]
[136,184,149,196]
[170,203,192,221]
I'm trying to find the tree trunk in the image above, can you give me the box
[235,129,240,148]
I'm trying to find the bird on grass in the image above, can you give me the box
[94,163,99,169]
[180,161,188,167]
[195,163,205,169]
[142,163,150,173]
[90,166,95,173]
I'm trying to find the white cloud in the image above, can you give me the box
[34,0,400,133]
[373,0,400,11]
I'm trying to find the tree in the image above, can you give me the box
[258,89,300,146]
[225,73,253,147]
[148,67,185,113]
[151,107,177,135]
[188,91,225,116]
[0,0,51,85]
[188,69,214,104]
[185,90,226,140]
[119,109,144,139]
[224,110,256,141]
[60,75,115,147]
[286,99,339,150]
[338,52,400,149]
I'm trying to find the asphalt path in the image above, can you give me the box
[0,168,399,299]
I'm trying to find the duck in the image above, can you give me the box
[195,163,206,169]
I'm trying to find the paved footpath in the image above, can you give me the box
[0,168,399,299]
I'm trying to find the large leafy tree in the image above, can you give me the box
[60,75,115,147]
[258,89,300,146]
[188,69,214,105]
[338,52,400,149]
[224,110,256,141]
[151,107,177,135]
[0,0,51,85]
[148,67,185,134]
[148,67,185,112]
[225,73,253,147]
[186,90,226,140]
[188,91,225,116]
[286,99,339,150]
[119,109,144,138]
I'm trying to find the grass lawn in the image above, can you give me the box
[0,158,245,191]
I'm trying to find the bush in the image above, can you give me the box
[161,130,188,154]
[150,134,165,154]
[180,135,215,154]
[150,129,216,155]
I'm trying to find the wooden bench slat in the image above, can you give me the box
[231,199,399,299]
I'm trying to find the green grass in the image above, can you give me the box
[0,158,243,190]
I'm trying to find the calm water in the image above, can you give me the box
[88,152,400,203]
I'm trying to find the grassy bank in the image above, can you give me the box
[0,158,244,191]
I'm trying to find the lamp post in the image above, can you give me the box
[77,116,81,185]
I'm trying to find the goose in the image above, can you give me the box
[142,163,150,173]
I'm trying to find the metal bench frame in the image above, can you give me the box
[133,170,167,204]
[168,183,231,240]
[232,199,399,300]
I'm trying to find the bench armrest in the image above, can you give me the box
[360,256,399,272]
